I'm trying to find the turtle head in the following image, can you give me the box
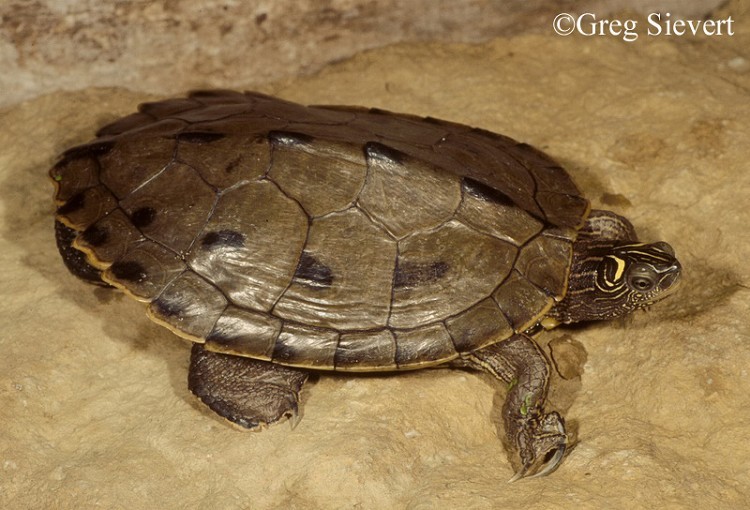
[608,242,682,309]
[549,241,681,324]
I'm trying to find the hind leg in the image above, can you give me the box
[188,344,309,429]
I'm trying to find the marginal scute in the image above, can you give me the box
[80,224,108,247]
[187,180,307,312]
[526,161,580,195]
[109,260,147,283]
[389,220,517,329]
[335,329,397,370]
[95,112,154,137]
[205,306,282,359]
[75,208,145,265]
[190,89,249,104]
[98,119,188,147]
[102,240,186,301]
[358,143,462,239]
[364,141,405,165]
[493,270,552,332]
[433,131,544,222]
[283,121,367,145]
[273,208,396,330]
[268,135,367,217]
[177,131,227,144]
[349,112,451,147]
[536,192,590,230]
[172,102,251,123]
[50,155,100,204]
[57,185,118,231]
[445,298,513,352]
[148,271,227,340]
[272,322,339,368]
[60,139,115,161]
[138,97,202,118]
[394,323,457,368]
[120,162,217,254]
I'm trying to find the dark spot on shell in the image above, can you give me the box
[202,230,246,249]
[130,207,157,228]
[81,224,108,247]
[462,177,515,207]
[151,295,182,318]
[55,221,107,285]
[206,326,232,345]
[109,261,148,282]
[268,130,315,146]
[177,131,226,143]
[394,261,449,289]
[225,157,242,174]
[364,141,404,165]
[368,107,389,115]
[294,252,333,289]
[57,191,86,215]
[423,116,443,124]
[271,340,302,364]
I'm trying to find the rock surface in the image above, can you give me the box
[0,0,726,108]
[1,2,749,508]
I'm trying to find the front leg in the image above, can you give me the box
[456,334,567,480]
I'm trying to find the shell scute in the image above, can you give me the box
[186,180,308,312]
[268,134,367,217]
[205,306,282,360]
[149,271,228,341]
[389,220,517,330]
[119,162,216,254]
[358,143,462,239]
[272,208,396,330]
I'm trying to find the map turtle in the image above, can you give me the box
[50,90,681,479]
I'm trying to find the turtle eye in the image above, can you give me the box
[630,276,655,292]
[625,263,657,292]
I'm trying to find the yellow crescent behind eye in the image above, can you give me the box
[607,255,626,282]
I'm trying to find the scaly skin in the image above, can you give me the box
[455,335,567,480]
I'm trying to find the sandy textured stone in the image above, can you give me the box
[1,3,749,508]
[0,0,726,108]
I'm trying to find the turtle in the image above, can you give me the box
[50,90,681,480]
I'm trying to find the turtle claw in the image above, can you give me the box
[507,411,568,482]
[286,403,302,430]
